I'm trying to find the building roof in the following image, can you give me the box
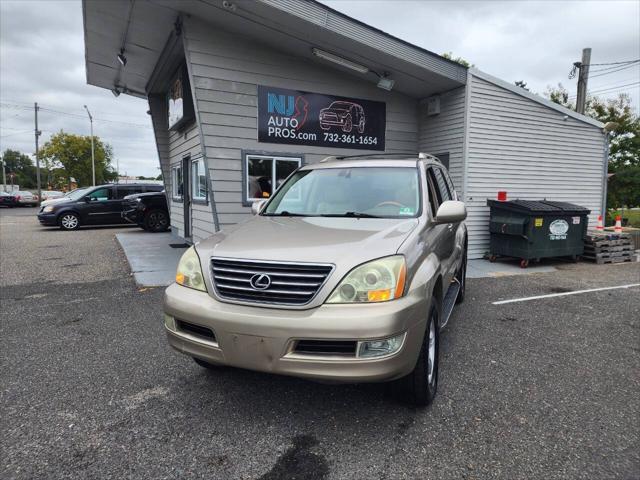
[470,68,604,129]
[82,0,467,99]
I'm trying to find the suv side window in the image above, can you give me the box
[87,187,112,202]
[115,186,136,199]
[432,168,452,202]
[425,168,442,218]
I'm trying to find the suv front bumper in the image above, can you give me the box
[163,283,429,383]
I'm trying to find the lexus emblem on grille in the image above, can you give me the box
[250,273,272,290]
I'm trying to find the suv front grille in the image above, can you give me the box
[210,257,333,306]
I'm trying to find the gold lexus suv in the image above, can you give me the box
[163,153,467,405]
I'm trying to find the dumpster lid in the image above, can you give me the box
[487,199,591,215]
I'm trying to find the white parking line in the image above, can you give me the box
[492,283,640,305]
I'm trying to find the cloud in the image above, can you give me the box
[2,0,638,180]
[323,0,640,103]
[1,0,158,177]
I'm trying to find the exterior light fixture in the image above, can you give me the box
[311,48,369,74]
[117,49,127,66]
[222,0,237,11]
[377,75,395,91]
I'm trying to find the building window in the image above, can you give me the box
[244,154,302,205]
[171,165,183,200]
[191,158,207,202]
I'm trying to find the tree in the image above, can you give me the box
[545,84,640,208]
[442,52,473,68]
[39,131,117,188]
[1,149,36,188]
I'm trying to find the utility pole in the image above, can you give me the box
[575,48,591,115]
[34,102,42,203]
[84,105,96,186]
[1,153,6,192]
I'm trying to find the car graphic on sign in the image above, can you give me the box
[319,101,365,133]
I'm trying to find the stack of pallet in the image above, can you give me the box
[583,232,635,264]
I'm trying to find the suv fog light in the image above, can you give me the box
[358,333,405,358]
[164,314,176,331]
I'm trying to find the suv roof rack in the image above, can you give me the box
[321,152,442,163]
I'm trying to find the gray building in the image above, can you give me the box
[83,0,607,259]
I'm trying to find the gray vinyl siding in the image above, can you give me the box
[418,86,466,197]
[182,16,418,229]
[465,75,606,259]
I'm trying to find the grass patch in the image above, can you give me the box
[607,209,640,228]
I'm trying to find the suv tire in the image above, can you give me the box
[393,296,440,406]
[59,212,80,230]
[144,209,169,232]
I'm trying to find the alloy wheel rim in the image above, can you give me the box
[62,215,78,229]
[427,319,436,384]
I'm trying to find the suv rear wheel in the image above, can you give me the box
[59,212,80,230]
[144,209,169,232]
[455,246,467,304]
[393,296,440,406]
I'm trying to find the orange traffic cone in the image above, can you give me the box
[614,215,623,233]
[596,215,604,231]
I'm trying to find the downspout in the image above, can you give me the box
[461,69,473,202]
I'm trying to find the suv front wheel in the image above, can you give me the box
[393,296,440,406]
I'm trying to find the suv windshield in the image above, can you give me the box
[263,167,420,218]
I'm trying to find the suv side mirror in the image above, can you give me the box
[251,199,267,215]
[433,200,466,224]
[84,196,91,203]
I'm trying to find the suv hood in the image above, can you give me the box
[196,216,419,266]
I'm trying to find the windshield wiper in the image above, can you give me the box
[263,211,309,217]
[320,212,382,218]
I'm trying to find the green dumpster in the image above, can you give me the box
[487,199,591,268]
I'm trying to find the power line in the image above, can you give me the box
[589,59,640,66]
[1,101,152,129]
[589,81,640,94]
[591,63,640,78]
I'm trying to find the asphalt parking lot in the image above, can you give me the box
[1,207,639,480]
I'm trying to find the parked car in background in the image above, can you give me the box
[0,191,18,208]
[164,153,468,406]
[37,183,164,230]
[15,191,38,207]
[122,191,170,232]
[40,191,65,201]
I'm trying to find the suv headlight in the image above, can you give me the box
[326,255,406,303]
[43,206,54,213]
[175,246,207,292]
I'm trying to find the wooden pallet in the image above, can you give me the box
[583,251,633,259]
[584,244,634,254]
[582,255,634,265]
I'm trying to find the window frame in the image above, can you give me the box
[431,167,452,202]
[171,165,183,202]
[242,151,304,207]
[191,157,208,204]
[425,167,442,220]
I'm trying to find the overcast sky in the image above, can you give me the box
[1,0,639,177]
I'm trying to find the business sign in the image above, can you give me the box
[258,86,386,150]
